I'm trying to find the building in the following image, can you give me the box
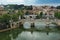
[0,6,8,15]
[24,15,37,19]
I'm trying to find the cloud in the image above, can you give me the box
[0,0,60,6]
[0,0,26,4]
[0,0,37,5]
[1,0,36,5]
[6,0,25,3]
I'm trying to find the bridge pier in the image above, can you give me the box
[31,22,35,28]
[19,22,24,28]
[45,22,50,27]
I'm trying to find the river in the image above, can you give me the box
[0,28,60,40]
[0,22,59,40]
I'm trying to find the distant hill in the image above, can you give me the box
[4,4,33,10]
[56,6,60,9]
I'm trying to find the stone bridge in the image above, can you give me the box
[10,19,60,28]
[16,19,60,25]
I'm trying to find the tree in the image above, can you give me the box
[16,10,24,19]
[4,4,24,10]
[1,14,11,24]
[0,15,3,23]
[17,10,24,16]
[0,14,11,29]
[11,14,18,22]
[25,5,33,10]
[25,11,29,15]
[40,12,43,18]
[54,12,60,19]
[56,6,60,9]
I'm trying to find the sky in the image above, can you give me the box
[0,0,60,6]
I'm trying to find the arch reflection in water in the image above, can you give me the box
[23,21,56,29]
[23,22,31,29]
[35,22,46,29]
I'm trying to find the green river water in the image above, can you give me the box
[0,28,60,40]
[0,22,60,40]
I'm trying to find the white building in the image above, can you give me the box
[24,15,37,19]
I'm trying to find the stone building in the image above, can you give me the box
[0,6,8,15]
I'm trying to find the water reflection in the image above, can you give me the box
[0,29,22,40]
[46,31,49,35]
[31,31,33,34]
[0,29,60,40]
[23,22,31,29]
[16,31,60,40]
[23,22,56,29]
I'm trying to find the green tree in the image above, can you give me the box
[56,6,60,9]
[17,10,24,16]
[25,11,29,15]
[0,14,11,29]
[54,12,60,19]
[0,15,3,23]
[40,12,43,18]
[2,14,11,24]
[11,14,18,22]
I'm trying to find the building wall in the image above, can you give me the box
[0,6,8,15]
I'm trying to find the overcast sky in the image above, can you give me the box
[0,0,60,6]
